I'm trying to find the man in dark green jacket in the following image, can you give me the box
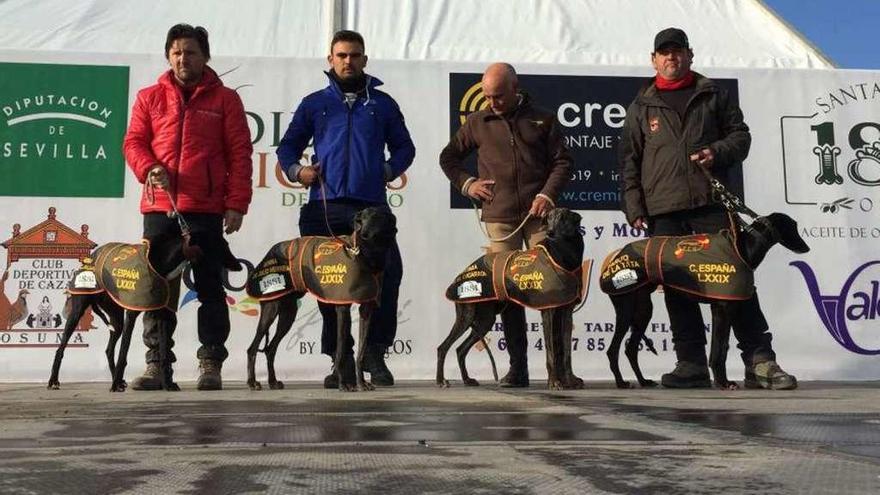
[618,27,796,390]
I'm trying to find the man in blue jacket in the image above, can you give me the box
[277,30,415,387]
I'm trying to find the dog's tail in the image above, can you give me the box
[481,337,499,382]
[643,336,658,356]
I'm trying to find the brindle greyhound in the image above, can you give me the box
[601,212,809,389]
[246,207,397,392]
[437,208,585,390]
[48,234,239,392]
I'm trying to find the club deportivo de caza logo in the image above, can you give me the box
[0,62,129,197]
[791,260,880,355]
[780,79,880,216]
[0,207,97,348]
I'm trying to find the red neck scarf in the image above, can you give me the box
[655,71,695,91]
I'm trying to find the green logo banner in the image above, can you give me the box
[0,62,129,197]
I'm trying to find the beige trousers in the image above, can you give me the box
[485,217,547,253]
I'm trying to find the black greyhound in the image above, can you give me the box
[600,212,809,389]
[48,235,238,392]
[245,207,397,392]
[437,208,585,390]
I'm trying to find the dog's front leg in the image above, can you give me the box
[542,309,562,390]
[356,303,375,391]
[156,314,179,392]
[560,306,584,389]
[102,299,125,384]
[111,310,138,392]
[709,303,737,390]
[334,305,357,392]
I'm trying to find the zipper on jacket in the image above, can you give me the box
[505,119,524,220]
[205,160,213,196]
[173,96,186,204]
[344,103,353,197]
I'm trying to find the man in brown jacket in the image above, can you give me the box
[440,63,572,387]
[618,27,796,390]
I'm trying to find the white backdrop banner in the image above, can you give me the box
[0,50,878,383]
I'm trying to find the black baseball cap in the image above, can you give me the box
[654,27,689,51]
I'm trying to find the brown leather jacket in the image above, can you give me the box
[439,94,572,223]
[618,72,750,224]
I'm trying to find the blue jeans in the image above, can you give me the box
[298,199,402,357]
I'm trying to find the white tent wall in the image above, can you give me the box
[345,0,834,68]
[2,2,877,385]
[0,0,832,68]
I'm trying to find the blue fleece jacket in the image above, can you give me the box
[277,72,415,204]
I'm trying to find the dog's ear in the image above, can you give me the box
[352,209,367,233]
[547,208,582,237]
[768,213,809,253]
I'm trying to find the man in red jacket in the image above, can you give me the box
[123,24,253,391]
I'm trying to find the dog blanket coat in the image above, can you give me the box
[67,242,181,311]
[446,245,581,310]
[599,229,754,300]
[246,236,380,304]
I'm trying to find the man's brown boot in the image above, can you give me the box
[131,362,163,391]
[197,359,223,391]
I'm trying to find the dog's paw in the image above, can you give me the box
[164,382,181,392]
[563,374,585,390]
[248,380,262,391]
[640,379,658,388]
[269,380,284,390]
[109,383,125,392]
[548,380,564,390]
[716,380,739,391]
[616,381,633,389]
[463,378,480,387]
[47,381,60,390]
[339,382,358,392]
[437,379,451,388]
[358,381,375,392]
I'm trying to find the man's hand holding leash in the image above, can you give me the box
[690,147,715,168]
[148,165,170,190]
[296,164,321,187]
[529,194,554,218]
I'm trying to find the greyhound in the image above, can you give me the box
[48,235,238,392]
[245,207,397,392]
[438,208,585,390]
[600,212,810,389]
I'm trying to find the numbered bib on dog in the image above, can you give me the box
[445,254,499,302]
[246,240,295,301]
[599,242,651,295]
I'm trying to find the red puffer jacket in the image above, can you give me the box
[124,67,253,215]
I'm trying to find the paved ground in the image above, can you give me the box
[0,380,878,494]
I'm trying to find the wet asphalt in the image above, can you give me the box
[0,381,878,494]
